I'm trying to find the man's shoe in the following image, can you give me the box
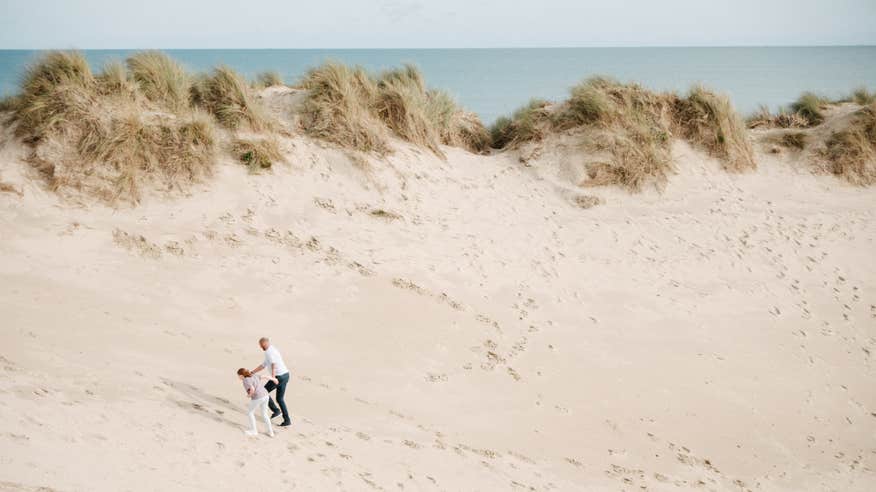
[279,421,292,427]
[270,410,281,419]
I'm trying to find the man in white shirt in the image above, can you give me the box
[251,337,291,426]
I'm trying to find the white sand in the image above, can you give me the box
[1,111,875,491]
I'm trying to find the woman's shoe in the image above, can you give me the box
[245,430,258,437]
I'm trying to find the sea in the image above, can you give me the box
[1,47,874,123]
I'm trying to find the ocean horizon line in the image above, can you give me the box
[1,44,875,51]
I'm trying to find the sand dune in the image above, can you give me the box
[1,80,876,491]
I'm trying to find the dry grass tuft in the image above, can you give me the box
[191,66,272,131]
[768,131,808,150]
[126,51,191,112]
[556,76,617,128]
[672,86,755,171]
[299,62,389,154]
[818,103,876,185]
[851,87,875,106]
[253,71,283,89]
[72,110,216,202]
[492,78,755,189]
[581,122,673,192]
[299,62,489,156]
[96,62,138,97]
[422,88,490,153]
[0,180,22,196]
[560,78,675,191]
[9,51,217,203]
[747,105,809,129]
[369,208,403,220]
[230,137,282,171]
[373,64,443,156]
[573,194,603,209]
[422,89,485,152]
[789,92,828,126]
[490,99,553,149]
[13,51,96,140]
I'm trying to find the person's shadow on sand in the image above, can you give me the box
[160,378,246,431]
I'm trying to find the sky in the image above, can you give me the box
[1,0,875,49]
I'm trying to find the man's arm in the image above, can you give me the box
[250,363,265,374]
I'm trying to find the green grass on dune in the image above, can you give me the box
[126,51,191,112]
[490,77,754,191]
[231,136,283,171]
[191,66,273,131]
[253,71,284,89]
[820,103,876,186]
[3,50,875,203]
[8,51,216,203]
[298,61,489,156]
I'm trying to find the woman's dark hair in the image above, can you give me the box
[237,368,252,377]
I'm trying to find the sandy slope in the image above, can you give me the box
[0,117,875,491]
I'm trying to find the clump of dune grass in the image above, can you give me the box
[750,89,875,130]
[424,89,490,153]
[10,51,216,203]
[555,76,617,128]
[442,110,491,153]
[766,131,808,151]
[191,66,272,131]
[13,51,96,140]
[299,62,389,154]
[490,99,553,149]
[373,64,443,155]
[491,78,755,189]
[299,62,489,156]
[672,86,755,171]
[789,92,828,126]
[557,77,675,191]
[746,105,809,129]
[253,71,283,89]
[581,120,673,192]
[851,87,875,105]
[372,64,491,155]
[818,103,876,185]
[230,137,282,171]
[74,111,216,200]
[126,51,191,112]
[95,61,138,97]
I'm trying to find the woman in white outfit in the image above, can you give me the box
[237,368,275,437]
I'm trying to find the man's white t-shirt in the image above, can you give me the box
[263,345,289,376]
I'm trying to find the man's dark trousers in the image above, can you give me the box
[265,373,290,424]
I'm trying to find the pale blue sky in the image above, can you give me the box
[1,0,875,49]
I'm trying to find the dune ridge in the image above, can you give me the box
[1,51,873,205]
[0,51,875,491]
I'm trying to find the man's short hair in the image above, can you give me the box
[259,337,269,344]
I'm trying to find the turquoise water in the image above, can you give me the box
[1,47,874,123]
